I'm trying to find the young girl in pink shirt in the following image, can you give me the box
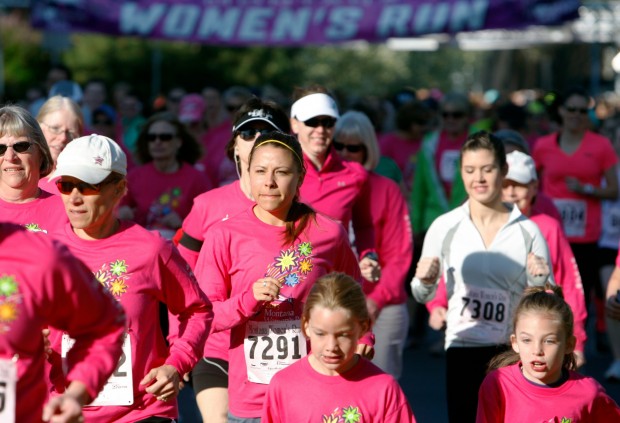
[262,272,416,422]
[477,285,620,422]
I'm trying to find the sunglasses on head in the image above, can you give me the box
[56,177,119,195]
[332,140,365,153]
[0,141,34,156]
[147,133,175,142]
[237,128,264,141]
[442,111,466,119]
[303,117,337,128]
[565,106,589,115]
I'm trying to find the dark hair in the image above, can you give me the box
[135,112,202,165]
[248,131,315,245]
[301,272,370,338]
[291,84,332,102]
[396,100,432,132]
[561,86,590,106]
[460,130,507,171]
[488,284,577,372]
[225,97,291,162]
[496,102,528,132]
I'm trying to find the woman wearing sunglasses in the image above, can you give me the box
[194,131,367,422]
[36,95,84,194]
[533,86,619,353]
[175,97,290,423]
[116,112,211,239]
[47,134,212,423]
[290,86,378,272]
[332,111,413,380]
[0,105,67,233]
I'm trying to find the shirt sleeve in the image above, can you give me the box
[410,215,447,303]
[425,275,448,313]
[351,172,376,254]
[526,222,554,286]
[42,241,126,401]
[475,371,504,423]
[158,241,213,375]
[195,227,263,333]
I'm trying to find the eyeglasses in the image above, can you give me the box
[40,122,78,140]
[303,117,337,128]
[441,111,466,119]
[147,133,175,142]
[237,128,264,141]
[332,141,365,153]
[565,106,589,115]
[0,141,34,156]
[56,177,119,195]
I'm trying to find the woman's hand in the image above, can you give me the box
[252,277,282,302]
[42,381,89,423]
[415,257,440,285]
[360,256,381,283]
[429,307,447,331]
[606,293,620,320]
[140,364,180,402]
[526,253,550,279]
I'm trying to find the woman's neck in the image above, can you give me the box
[469,198,509,224]
[73,218,120,241]
[239,170,254,200]
[253,205,288,227]
[305,152,326,171]
[153,158,180,173]
[561,127,585,141]
[0,184,40,204]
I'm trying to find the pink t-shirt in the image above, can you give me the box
[434,131,467,197]
[175,180,254,361]
[379,132,422,191]
[533,131,618,243]
[477,364,620,422]
[299,149,374,253]
[363,172,412,310]
[195,207,361,418]
[0,190,67,234]
[49,221,212,423]
[0,224,125,423]
[198,119,234,187]
[121,162,211,235]
[262,356,416,423]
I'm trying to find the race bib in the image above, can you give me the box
[244,320,306,384]
[439,150,460,183]
[451,285,510,344]
[63,333,134,406]
[554,199,586,238]
[0,359,16,423]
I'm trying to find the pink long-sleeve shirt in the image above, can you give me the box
[176,180,254,362]
[299,149,375,253]
[0,224,125,423]
[363,172,412,311]
[195,207,361,418]
[477,363,620,422]
[262,356,416,423]
[50,221,212,422]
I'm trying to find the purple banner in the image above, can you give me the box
[30,0,580,46]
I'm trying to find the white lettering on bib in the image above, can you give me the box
[244,320,306,384]
[451,285,510,344]
[62,333,133,406]
[439,150,460,183]
[554,199,587,238]
[0,359,16,423]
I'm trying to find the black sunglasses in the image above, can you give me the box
[147,133,175,142]
[442,111,466,119]
[565,106,589,115]
[332,141,365,153]
[56,177,119,195]
[0,141,33,156]
[237,128,263,141]
[303,117,337,128]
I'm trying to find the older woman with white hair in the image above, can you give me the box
[333,111,413,379]
[36,95,84,193]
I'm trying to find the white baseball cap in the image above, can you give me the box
[52,134,127,184]
[290,93,339,121]
[506,151,537,184]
